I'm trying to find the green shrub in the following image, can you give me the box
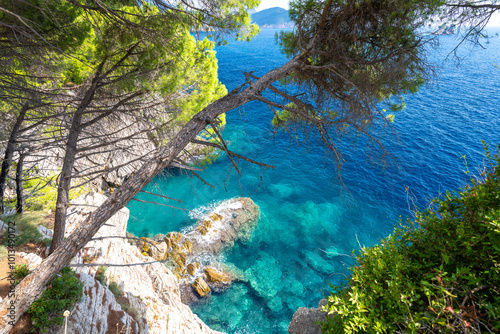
[108,281,123,297]
[322,144,500,333]
[27,267,83,333]
[95,266,107,285]
[12,264,30,280]
[11,264,30,285]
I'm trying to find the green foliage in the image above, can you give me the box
[1,213,45,247]
[23,175,87,212]
[271,102,326,131]
[108,281,123,298]
[274,0,435,130]
[271,108,294,128]
[0,0,91,98]
[322,144,500,333]
[95,266,107,286]
[195,144,223,167]
[27,267,83,333]
[0,0,88,50]
[12,264,30,280]
[53,2,229,136]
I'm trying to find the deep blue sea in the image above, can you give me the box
[127,29,500,333]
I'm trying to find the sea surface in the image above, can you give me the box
[127,29,500,333]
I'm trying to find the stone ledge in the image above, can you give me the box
[288,299,329,334]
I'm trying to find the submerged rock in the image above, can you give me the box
[244,253,282,300]
[185,197,260,255]
[268,296,284,312]
[284,278,304,296]
[303,250,336,276]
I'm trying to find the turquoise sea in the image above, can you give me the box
[127,29,500,333]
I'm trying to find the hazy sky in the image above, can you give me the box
[256,0,289,11]
[255,0,500,26]
[489,12,500,26]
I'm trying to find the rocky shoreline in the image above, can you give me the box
[132,197,260,304]
[6,182,329,333]
[63,192,228,334]
[14,193,262,333]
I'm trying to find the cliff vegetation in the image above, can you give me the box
[322,144,500,333]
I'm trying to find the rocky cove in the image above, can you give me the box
[64,193,260,333]
[10,190,324,333]
[0,92,334,333]
[0,92,327,332]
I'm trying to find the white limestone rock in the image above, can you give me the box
[65,192,223,334]
[185,197,260,255]
[36,225,53,239]
[59,273,139,334]
[18,252,43,271]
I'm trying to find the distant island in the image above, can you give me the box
[432,24,456,35]
[251,7,294,29]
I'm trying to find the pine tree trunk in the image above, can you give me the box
[15,153,25,215]
[49,74,101,254]
[49,111,84,253]
[0,103,29,214]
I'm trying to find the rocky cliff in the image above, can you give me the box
[62,192,224,334]
[26,108,221,192]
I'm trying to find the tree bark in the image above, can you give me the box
[0,102,29,214]
[49,70,102,254]
[15,153,25,215]
[0,55,301,333]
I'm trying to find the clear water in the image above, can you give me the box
[127,29,500,333]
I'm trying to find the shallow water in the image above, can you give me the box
[127,29,500,333]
